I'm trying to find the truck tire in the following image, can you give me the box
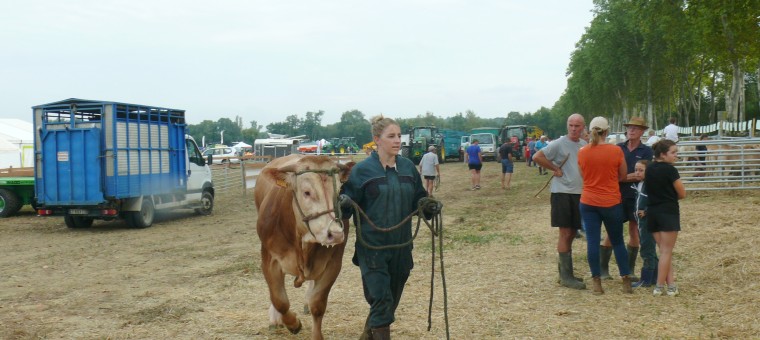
[127,198,155,228]
[64,215,94,228]
[195,190,214,216]
[401,146,410,159]
[0,188,22,218]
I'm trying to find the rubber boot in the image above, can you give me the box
[627,246,640,281]
[632,268,654,288]
[358,313,372,340]
[599,246,613,280]
[591,276,604,295]
[558,252,586,290]
[622,275,633,294]
[557,262,584,283]
[371,326,391,340]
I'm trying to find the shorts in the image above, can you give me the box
[647,208,681,232]
[468,163,483,171]
[423,175,436,180]
[550,193,582,230]
[621,196,637,223]
[501,160,514,173]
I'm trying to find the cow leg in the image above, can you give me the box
[305,247,346,340]
[261,251,302,334]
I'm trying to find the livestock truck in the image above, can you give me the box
[33,99,214,229]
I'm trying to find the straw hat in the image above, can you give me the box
[623,116,649,129]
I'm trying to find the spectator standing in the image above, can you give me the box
[419,146,440,196]
[527,138,536,167]
[498,140,514,189]
[647,139,687,296]
[532,114,587,290]
[465,139,483,190]
[663,117,679,142]
[535,135,549,175]
[578,116,632,295]
[632,160,658,288]
[645,130,661,146]
[599,117,653,281]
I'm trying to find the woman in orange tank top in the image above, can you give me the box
[577,116,632,295]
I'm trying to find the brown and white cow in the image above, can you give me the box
[254,154,354,340]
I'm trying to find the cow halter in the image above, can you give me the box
[291,168,343,240]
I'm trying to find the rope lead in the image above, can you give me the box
[345,200,450,340]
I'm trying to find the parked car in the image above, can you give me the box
[203,147,240,164]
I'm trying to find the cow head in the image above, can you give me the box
[275,156,355,246]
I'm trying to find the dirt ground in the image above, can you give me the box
[2,159,759,339]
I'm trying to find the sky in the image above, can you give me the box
[0,0,595,129]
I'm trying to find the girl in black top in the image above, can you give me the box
[646,139,686,296]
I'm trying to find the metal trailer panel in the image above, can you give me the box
[38,127,104,205]
[33,99,187,206]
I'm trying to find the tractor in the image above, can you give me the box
[401,126,445,164]
[340,137,360,154]
[500,125,544,160]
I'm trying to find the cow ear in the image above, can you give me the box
[262,168,292,188]
[338,162,356,183]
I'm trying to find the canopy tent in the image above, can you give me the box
[0,137,21,169]
[232,141,252,148]
[0,119,34,168]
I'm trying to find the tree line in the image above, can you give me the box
[189,0,760,147]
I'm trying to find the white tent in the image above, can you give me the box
[0,137,22,169]
[232,141,252,148]
[0,118,34,168]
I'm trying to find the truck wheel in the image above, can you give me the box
[127,198,155,228]
[64,215,94,228]
[0,188,22,218]
[401,146,410,158]
[195,191,214,216]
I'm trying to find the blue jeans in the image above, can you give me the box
[580,203,630,278]
[638,217,658,270]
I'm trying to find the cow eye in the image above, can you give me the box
[304,191,311,197]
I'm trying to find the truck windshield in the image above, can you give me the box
[473,134,493,144]
[506,128,525,139]
[416,129,431,138]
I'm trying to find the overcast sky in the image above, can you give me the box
[0,0,594,128]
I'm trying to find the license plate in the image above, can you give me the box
[68,209,89,215]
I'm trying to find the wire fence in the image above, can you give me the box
[675,138,760,191]
[210,154,363,197]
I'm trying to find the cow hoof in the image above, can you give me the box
[294,276,305,288]
[287,320,302,334]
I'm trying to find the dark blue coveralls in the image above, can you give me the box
[340,151,428,328]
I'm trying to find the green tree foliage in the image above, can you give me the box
[557,0,760,130]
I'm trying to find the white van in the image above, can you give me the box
[203,147,240,164]
[469,133,498,161]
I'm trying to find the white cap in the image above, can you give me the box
[589,116,609,131]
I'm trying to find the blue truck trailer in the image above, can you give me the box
[438,129,466,162]
[33,98,214,228]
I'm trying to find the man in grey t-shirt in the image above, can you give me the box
[419,146,440,196]
[532,113,587,290]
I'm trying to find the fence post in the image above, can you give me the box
[242,161,247,197]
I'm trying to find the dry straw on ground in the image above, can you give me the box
[1,159,758,339]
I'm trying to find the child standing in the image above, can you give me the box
[646,140,687,296]
[632,160,658,287]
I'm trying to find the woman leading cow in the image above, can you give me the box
[339,115,440,339]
